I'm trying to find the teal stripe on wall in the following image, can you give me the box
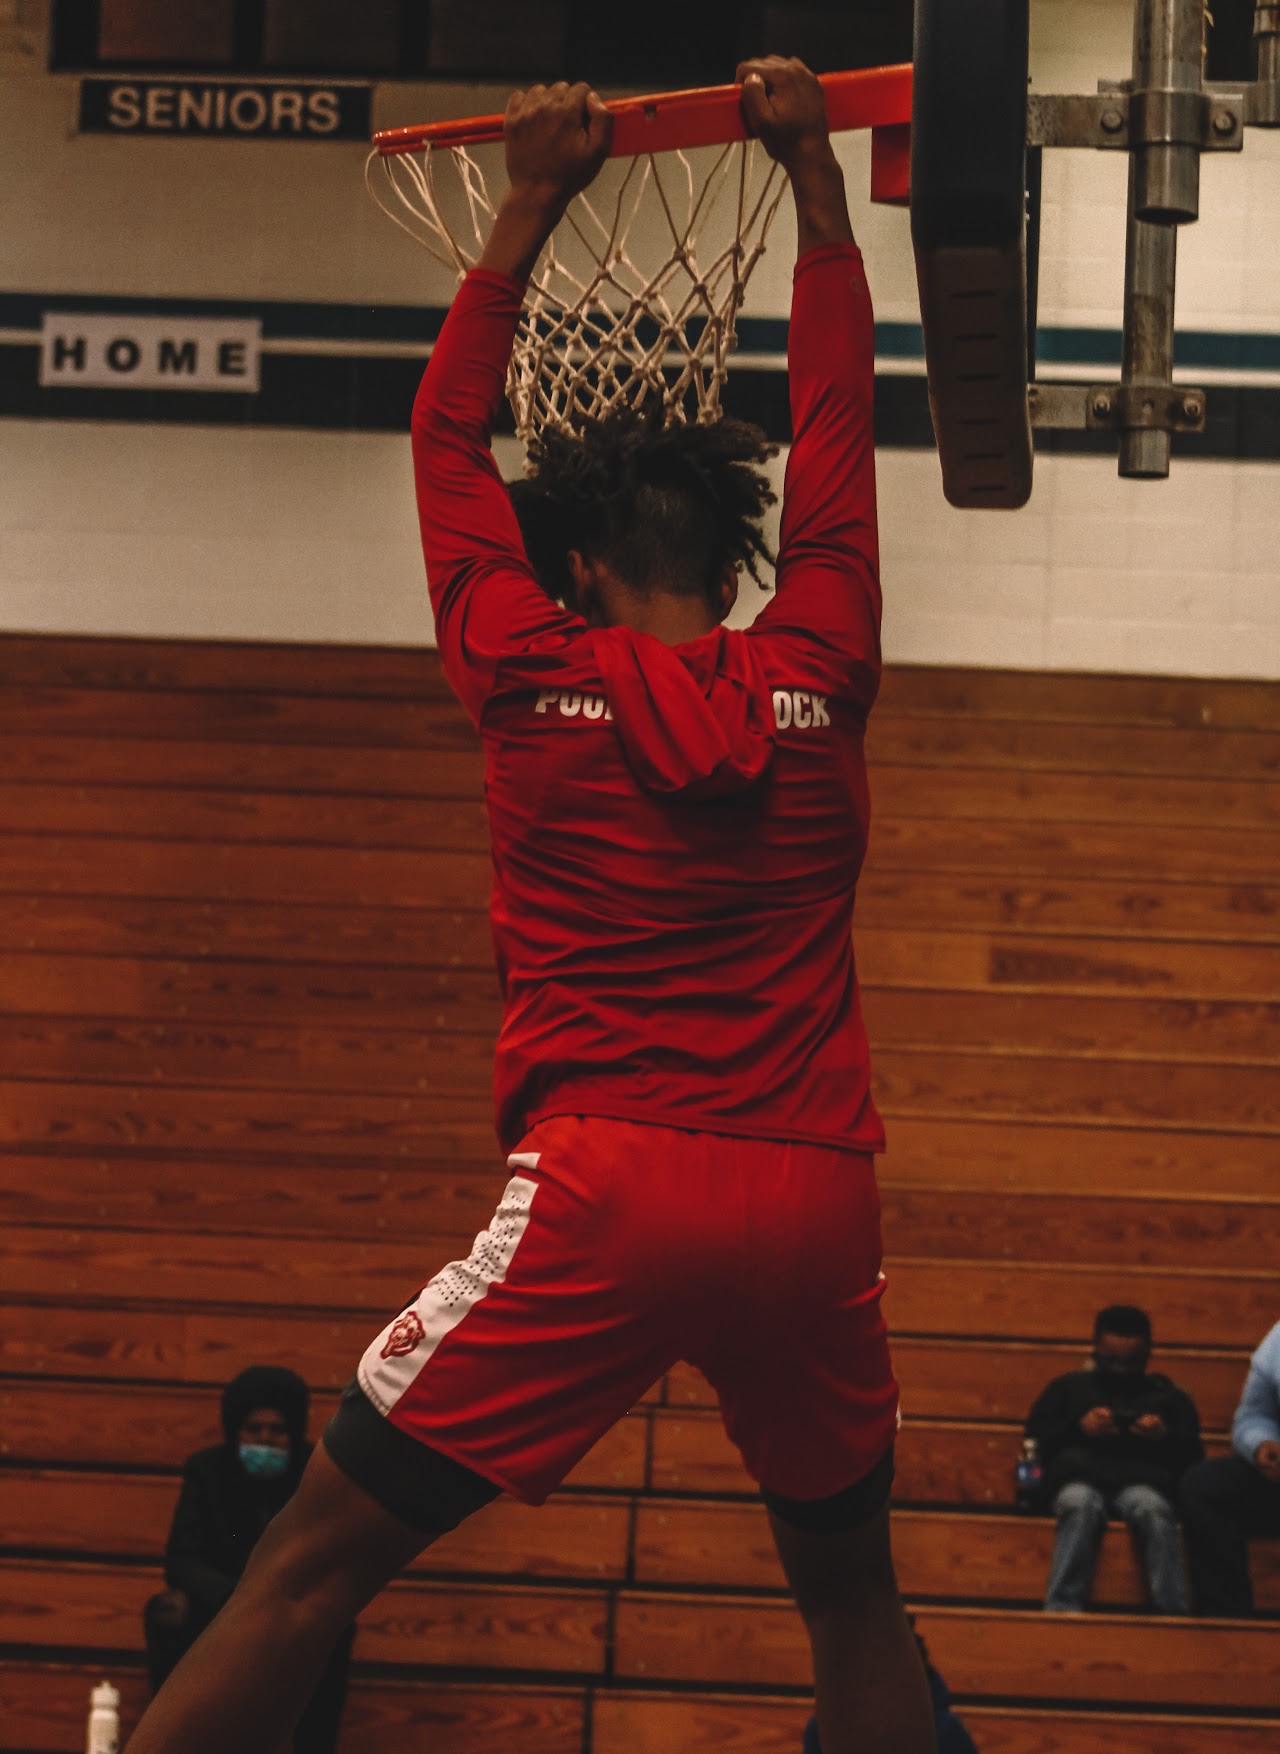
[3,293,1279,375]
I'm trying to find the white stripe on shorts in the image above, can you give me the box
[358,1174,538,1414]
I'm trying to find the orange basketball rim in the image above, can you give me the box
[373,65,913,205]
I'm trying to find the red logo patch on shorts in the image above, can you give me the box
[379,1310,426,1360]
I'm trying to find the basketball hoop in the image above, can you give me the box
[366,67,912,441]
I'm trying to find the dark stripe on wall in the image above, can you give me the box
[0,345,440,435]
[1036,326,1280,375]
[4,338,1280,459]
[3,292,1280,374]
[1034,387,1280,463]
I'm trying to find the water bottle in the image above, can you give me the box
[86,1681,120,1754]
[1014,1437,1043,1512]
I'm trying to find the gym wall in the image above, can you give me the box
[1,0,1277,675]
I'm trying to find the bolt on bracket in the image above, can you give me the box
[1026,89,1246,151]
[1028,382,1207,432]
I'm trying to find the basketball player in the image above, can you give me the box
[128,59,936,1754]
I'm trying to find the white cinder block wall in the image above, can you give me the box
[1,0,1278,674]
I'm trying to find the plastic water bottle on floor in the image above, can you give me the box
[86,1681,120,1754]
[1014,1437,1042,1512]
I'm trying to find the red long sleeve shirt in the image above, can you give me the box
[412,241,885,1154]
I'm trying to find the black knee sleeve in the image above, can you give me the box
[762,1444,895,1533]
[143,1589,190,1632]
[322,1378,501,1536]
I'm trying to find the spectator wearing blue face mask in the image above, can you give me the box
[143,1366,352,1753]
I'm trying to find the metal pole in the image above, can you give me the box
[1117,0,1202,476]
[1118,152,1178,478]
[1130,0,1206,222]
[1255,0,1280,125]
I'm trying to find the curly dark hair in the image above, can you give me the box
[508,404,779,612]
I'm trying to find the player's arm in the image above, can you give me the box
[411,83,611,722]
[739,58,881,712]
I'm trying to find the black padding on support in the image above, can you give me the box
[324,1378,502,1534]
[911,0,1034,508]
[911,0,1029,252]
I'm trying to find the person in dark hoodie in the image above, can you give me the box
[129,62,936,1754]
[142,1367,352,1754]
[1025,1306,1202,1614]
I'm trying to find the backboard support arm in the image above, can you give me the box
[1023,0,1276,478]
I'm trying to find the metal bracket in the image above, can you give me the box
[1026,93,1132,148]
[1026,89,1245,151]
[1028,382,1207,433]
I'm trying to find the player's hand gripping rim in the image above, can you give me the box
[737,55,835,174]
[503,80,613,219]
[479,82,611,280]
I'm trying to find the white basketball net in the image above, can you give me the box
[366,139,787,439]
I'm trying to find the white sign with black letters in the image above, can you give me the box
[40,314,261,392]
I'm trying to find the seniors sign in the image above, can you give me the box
[78,78,371,140]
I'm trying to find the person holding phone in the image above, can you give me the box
[1023,1305,1202,1614]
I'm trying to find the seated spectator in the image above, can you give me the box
[143,1365,352,1754]
[803,1616,979,1754]
[1024,1304,1201,1614]
[1180,1318,1280,1616]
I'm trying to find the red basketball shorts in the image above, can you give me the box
[355,1113,899,1505]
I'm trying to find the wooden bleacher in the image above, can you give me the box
[1,633,1277,1753]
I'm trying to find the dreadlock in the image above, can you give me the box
[509,404,778,614]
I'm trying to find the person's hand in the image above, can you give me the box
[1132,1413,1167,1441]
[479,82,611,281]
[1256,1439,1280,1482]
[739,56,851,253]
[737,56,832,172]
[1081,1405,1118,1437]
[503,81,612,216]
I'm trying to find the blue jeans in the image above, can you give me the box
[1044,1480,1190,1613]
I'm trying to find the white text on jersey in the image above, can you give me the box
[533,687,829,730]
[773,690,830,729]
[534,689,613,721]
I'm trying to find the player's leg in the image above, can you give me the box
[767,1477,936,1754]
[692,1137,934,1753]
[128,1124,685,1754]
[127,1436,495,1754]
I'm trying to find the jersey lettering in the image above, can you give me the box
[533,688,613,721]
[772,689,830,730]
[533,686,826,731]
